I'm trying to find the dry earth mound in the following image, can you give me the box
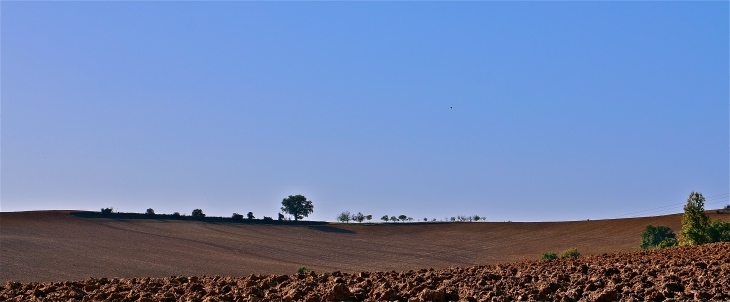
[2,242,728,302]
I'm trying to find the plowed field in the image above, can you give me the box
[2,242,729,301]
[1,210,728,284]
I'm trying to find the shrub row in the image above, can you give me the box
[541,248,580,261]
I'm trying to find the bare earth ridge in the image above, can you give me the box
[2,242,729,301]
[2,210,727,284]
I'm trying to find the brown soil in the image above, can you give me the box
[2,242,728,301]
[1,210,727,284]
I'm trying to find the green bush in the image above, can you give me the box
[541,252,558,261]
[295,267,311,274]
[657,237,678,249]
[639,225,676,250]
[232,213,243,220]
[558,248,580,259]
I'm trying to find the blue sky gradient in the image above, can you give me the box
[2,2,728,222]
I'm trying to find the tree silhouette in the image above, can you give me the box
[192,209,205,218]
[281,195,314,221]
[337,211,351,223]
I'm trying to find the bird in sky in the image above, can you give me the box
[450,106,452,109]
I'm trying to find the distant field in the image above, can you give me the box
[1,210,728,283]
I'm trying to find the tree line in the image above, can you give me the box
[101,194,316,222]
[336,212,485,223]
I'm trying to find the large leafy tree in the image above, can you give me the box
[281,195,314,221]
[680,191,709,246]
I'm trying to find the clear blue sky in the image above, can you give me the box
[2,2,728,222]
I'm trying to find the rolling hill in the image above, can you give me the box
[1,210,727,283]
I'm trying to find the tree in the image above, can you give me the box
[678,191,730,246]
[407,217,414,222]
[281,195,314,221]
[355,212,365,223]
[232,213,244,220]
[706,219,730,243]
[390,216,397,223]
[474,215,481,222]
[337,211,351,223]
[192,209,205,218]
[278,213,285,221]
[247,212,255,219]
[639,225,677,250]
[398,215,407,222]
[680,191,710,246]
[366,214,373,223]
[146,208,155,215]
[423,218,427,222]
[381,215,389,222]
